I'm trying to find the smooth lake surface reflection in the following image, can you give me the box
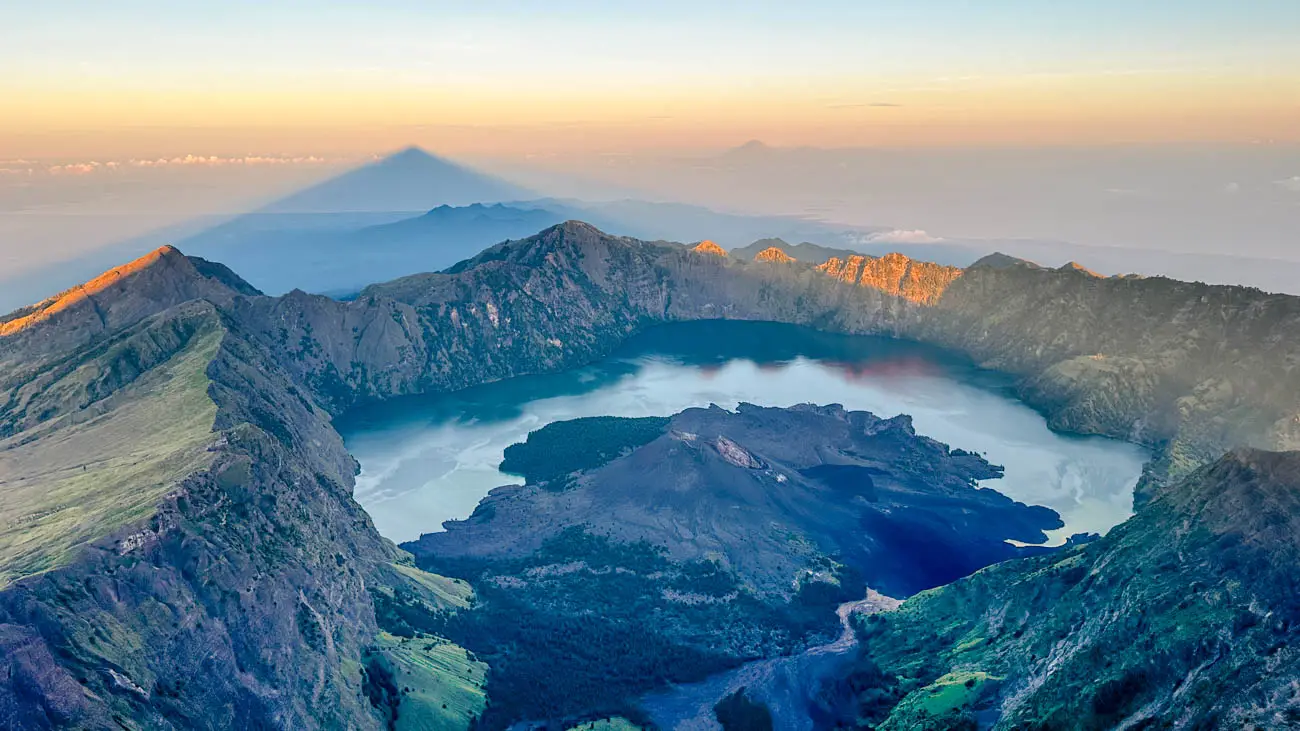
[340,321,1149,544]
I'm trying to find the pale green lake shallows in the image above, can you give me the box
[339,321,1149,545]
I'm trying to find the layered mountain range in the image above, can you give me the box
[4,221,1300,728]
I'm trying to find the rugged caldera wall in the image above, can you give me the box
[4,221,1300,728]
[817,448,1300,729]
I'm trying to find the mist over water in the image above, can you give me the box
[341,321,1148,544]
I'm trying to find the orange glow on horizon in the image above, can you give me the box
[3,70,1298,159]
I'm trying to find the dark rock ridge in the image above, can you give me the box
[4,220,1300,727]
[410,403,1060,599]
[820,448,1300,729]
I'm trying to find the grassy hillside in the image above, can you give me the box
[373,632,487,731]
[0,313,223,587]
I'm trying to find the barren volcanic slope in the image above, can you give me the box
[412,404,1061,599]
[4,221,1300,729]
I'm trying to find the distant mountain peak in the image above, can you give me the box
[720,139,776,160]
[970,252,1041,270]
[1058,261,1101,277]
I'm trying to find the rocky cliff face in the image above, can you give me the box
[916,256,1300,494]
[820,448,1300,729]
[691,240,727,256]
[754,246,797,263]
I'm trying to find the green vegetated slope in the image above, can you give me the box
[826,448,1300,729]
[0,305,224,588]
[368,562,485,731]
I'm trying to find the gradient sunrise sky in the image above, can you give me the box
[4,0,1299,158]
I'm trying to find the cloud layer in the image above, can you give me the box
[862,229,944,244]
[3,155,342,177]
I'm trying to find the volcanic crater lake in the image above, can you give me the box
[339,321,1149,545]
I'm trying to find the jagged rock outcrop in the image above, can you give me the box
[821,448,1300,729]
[754,246,796,263]
[692,240,727,256]
[818,252,963,304]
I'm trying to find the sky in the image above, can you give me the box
[4,1,1300,157]
[0,1,1297,282]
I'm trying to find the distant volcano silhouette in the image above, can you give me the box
[261,146,532,213]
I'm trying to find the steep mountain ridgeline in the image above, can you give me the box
[4,220,1300,728]
[226,221,1300,496]
[1,248,483,729]
[916,257,1300,495]
[245,221,958,416]
[818,448,1300,729]
[0,247,256,376]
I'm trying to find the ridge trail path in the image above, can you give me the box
[641,589,901,730]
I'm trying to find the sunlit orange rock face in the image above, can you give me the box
[816,252,962,305]
[692,240,727,256]
[0,246,182,336]
[753,246,795,263]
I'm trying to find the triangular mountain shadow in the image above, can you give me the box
[260,146,534,213]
